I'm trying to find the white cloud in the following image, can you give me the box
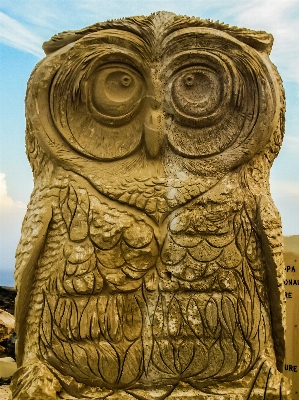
[282,135,299,155]
[270,180,299,236]
[230,0,297,22]
[271,180,299,198]
[0,173,27,281]
[0,12,44,58]
[0,173,26,209]
[230,0,299,85]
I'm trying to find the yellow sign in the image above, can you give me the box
[284,249,299,399]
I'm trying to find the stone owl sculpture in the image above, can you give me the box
[12,12,291,400]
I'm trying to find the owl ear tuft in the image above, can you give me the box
[191,19,274,54]
[42,31,83,55]
[42,16,152,55]
[227,28,274,54]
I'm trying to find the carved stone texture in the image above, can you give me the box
[12,11,291,399]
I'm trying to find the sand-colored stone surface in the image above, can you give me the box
[0,357,17,379]
[11,11,292,399]
[0,385,11,400]
[0,310,14,342]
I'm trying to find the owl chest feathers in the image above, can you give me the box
[42,175,265,298]
[37,175,271,387]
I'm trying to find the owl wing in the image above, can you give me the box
[14,189,53,365]
[257,194,286,371]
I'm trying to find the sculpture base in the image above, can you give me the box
[11,360,292,400]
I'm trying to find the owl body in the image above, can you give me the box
[20,167,274,395]
[13,12,290,400]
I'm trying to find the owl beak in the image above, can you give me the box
[143,97,164,158]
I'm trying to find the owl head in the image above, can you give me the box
[25,12,284,219]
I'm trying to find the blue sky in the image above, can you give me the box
[0,0,298,286]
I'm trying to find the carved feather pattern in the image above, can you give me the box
[14,181,59,364]
[151,189,271,384]
[35,175,274,392]
[38,179,158,387]
[98,175,220,222]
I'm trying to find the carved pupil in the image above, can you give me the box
[121,75,132,87]
[184,74,195,86]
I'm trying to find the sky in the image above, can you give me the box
[0,0,298,286]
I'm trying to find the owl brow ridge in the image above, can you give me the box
[42,15,155,55]
[77,29,150,54]
[42,12,273,56]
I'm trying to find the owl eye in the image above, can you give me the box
[170,66,223,125]
[88,65,144,124]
